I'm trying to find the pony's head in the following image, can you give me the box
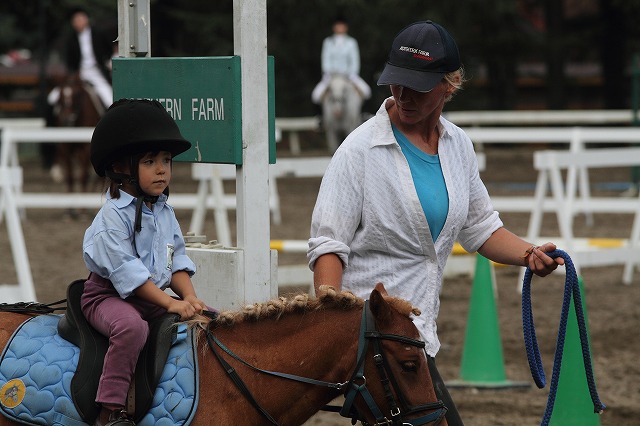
[54,74,84,127]
[345,283,447,425]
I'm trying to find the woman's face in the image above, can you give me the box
[390,82,451,125]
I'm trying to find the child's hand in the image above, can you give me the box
[167,299,197,320]
[183,294,208,314]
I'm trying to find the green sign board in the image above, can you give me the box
[112,56,276,165]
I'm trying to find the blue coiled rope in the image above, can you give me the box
[521,249,606,425]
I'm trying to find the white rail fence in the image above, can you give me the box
[445,109,635,126]
[2,120,640,302]
[527,148,640,285]
[276,109,636,154]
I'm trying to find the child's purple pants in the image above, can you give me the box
[81,273,166,407]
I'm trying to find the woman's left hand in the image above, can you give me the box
[526,242,565,277]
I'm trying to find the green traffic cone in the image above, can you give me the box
[448,254,528,388]
[549,276,601,425]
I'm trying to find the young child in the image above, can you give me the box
[81,99,207,426]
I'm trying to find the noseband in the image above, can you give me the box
[206,300,446,425]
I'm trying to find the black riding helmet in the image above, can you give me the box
[91,98,191,178]
[90,99,191,255]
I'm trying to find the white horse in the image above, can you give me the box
[321,74,364,153]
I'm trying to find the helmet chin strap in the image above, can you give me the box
[105,169,161,258]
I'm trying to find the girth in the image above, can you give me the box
[57,279,179,424]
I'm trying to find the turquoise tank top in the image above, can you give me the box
[392,124,449,241]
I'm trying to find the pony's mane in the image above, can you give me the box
[192,285,420,329]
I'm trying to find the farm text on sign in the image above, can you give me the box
[154,98,225,121]
[112,56,275,165]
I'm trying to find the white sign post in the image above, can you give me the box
[233,0,274,303]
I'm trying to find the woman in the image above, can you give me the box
[307,20,564,425]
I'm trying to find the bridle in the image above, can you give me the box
[56,81,81,127]
[340,301,447,426]
[205,301,447,426]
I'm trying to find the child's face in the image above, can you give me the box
[137,151,173,197]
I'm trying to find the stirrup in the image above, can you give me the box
[96,409,136,426]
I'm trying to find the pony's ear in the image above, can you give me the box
[369,284,392,322]
[374,282,388,296]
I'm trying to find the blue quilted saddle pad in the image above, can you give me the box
[0,314,199,426]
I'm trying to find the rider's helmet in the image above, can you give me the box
[90,98,191,179]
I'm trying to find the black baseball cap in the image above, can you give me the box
[377,20,461,92]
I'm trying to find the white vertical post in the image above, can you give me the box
[0,129,37,302]
[569,126,593,226]
[233,0,274,301]
[117,0,151,58]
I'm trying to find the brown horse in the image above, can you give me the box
[0,284,447,425]
[51,73,104,195]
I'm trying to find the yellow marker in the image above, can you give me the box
[588,238,624,248]
[270,240,285,251]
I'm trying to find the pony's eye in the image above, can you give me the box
[401,361,418,372]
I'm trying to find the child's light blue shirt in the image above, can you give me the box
[83,190,196,299]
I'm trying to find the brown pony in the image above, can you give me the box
[51,73,104,195]
[0,284,447,425]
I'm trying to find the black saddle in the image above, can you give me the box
[57,279,179,424]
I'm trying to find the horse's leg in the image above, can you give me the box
[65,146,75,194]
[58,143,79,218]
[346,88,363,135]
[78,144,91,193]
[325,127,339,153]
[50,144,65,184]
[52,143,74,193]
[322,103,339,153]
[76,144,94,219]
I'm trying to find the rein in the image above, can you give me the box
[205,329,346,425]
[521,249,605,425]
[0,299,66,315]
[205,301,446,426]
